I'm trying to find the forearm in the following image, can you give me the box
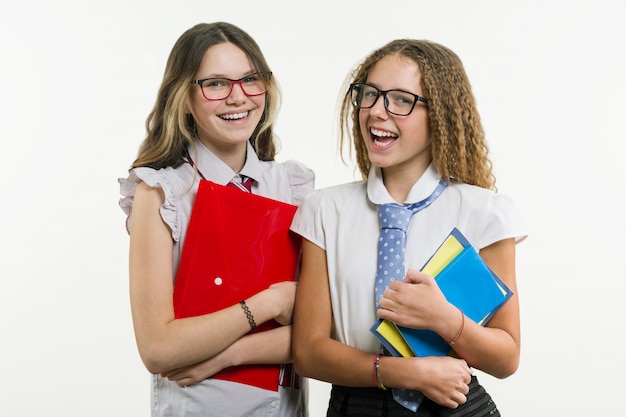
[446,302,520,378]
[294,336,460,393]
[228,325,293,367]
[132,291,280,374]
[294,337,376,387]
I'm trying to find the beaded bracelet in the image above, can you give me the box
[373,353,387,390]
[239,300,257,330]
[447,307,465,345]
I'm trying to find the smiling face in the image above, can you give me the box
[359,54,431,180]
[187,42,266,159]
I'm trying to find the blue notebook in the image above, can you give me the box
[370,228,513,357]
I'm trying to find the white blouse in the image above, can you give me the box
[119,139,315,417]
[290,162,526,353]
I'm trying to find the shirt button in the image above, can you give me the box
[214,277,222,285]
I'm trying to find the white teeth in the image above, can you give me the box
[220,111,248,120]
[370,128,397,138]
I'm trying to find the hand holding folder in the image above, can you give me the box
[173,180,301,391]
[370,228,513,358]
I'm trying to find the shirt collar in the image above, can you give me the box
[367,162,442,205]
[238,142,262,183]
[192,139,262,185]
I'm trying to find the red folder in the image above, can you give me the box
[173,180,301,391]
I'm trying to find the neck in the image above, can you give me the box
[381,160,431,203]
[198,138,248,173]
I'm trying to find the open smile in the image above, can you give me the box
[370,127,398,149]
[219,111,249,120]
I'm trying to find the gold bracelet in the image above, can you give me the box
[239,300,257,330]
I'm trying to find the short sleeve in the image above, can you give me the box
[118,167,182,241]
[478,192,527,249]
[280,159,315,206]
[290,188,326,250]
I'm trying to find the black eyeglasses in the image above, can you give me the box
[191,72,272,101]
[349,83,428,116]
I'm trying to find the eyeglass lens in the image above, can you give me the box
[200,73,269,100]
[350,84,417,116]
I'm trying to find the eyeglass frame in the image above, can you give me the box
[191,72,272,101]
[349,82,428,116]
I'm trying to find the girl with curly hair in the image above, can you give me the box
[291,39,526,416]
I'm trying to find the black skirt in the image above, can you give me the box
[326,376,500,417]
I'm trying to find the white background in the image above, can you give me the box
[1,1,624,415]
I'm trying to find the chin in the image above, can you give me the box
[367,153,394,169]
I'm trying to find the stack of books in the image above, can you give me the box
[370,228,513,357]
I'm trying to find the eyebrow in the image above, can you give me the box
[196,70,257,80]
[366,82,422,96]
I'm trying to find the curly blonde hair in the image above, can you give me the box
[339,39,496,190]
[130,22,281,170]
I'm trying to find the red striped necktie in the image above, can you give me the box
[183,153,254,193]
[227,176,254,192]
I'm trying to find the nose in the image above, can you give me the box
[369,94,388,119]
[226,81,247,103]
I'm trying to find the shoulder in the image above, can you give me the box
[278,159,315,183]
[272,159,316,205]
[120,165,195,197]
[446,182,514,211]
[291,181,366,249]
[445,182,527,247]
[308,180,365,203]
[298,180,367,219]
[447,181,495,198]
[118,164,196,237]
